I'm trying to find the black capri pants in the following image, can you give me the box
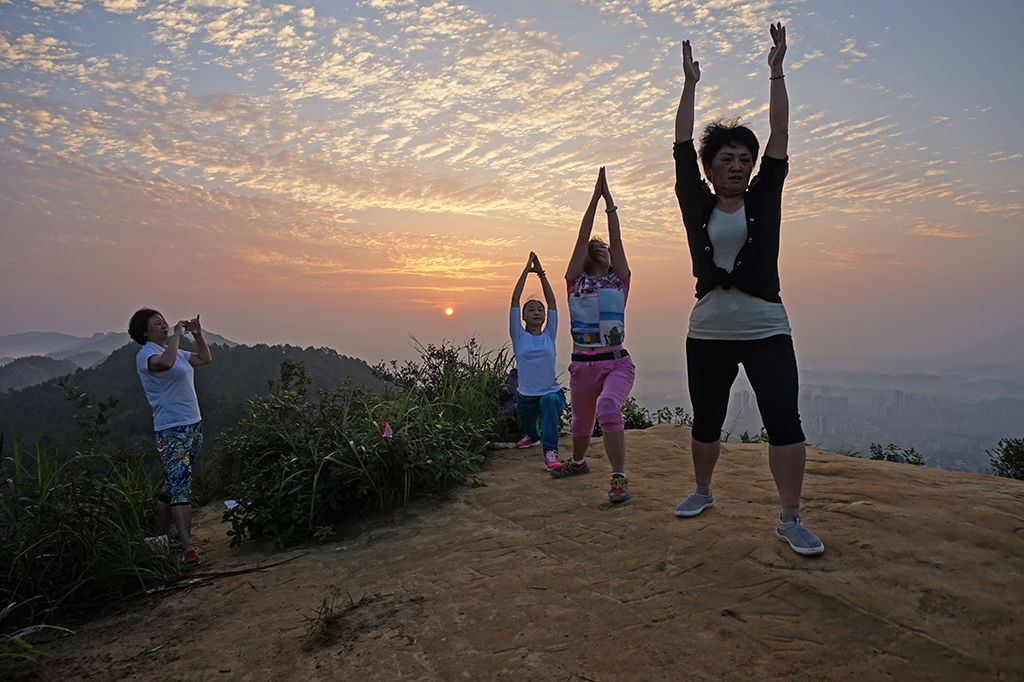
[686,334,805,446]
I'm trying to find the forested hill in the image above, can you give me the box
[0,341,385,451]
[0,355,81,392]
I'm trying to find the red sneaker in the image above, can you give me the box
[183,549,201,566]
[608,475,631,503]
[551,459,589,478]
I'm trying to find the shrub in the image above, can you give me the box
[676,408,694,427]
[869,442,924,466]
[653,406,694,427]
[621,397,654,431]
[740,428,769,443]
[221,340,513,551]
[563,400,692,437]
[988,437,1024,480]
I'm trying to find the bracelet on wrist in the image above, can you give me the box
[770,74,785,80]
[605,206,618,213]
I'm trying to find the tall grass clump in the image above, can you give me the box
[221,339,514,551]
[1,385,177,629]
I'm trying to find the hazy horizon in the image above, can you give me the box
[2,1,1022,378]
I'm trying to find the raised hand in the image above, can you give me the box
[531,253,546,275]
[526,252,541,273]
[768,22,787,71]
[601,168,614,205]
[592,166,607,199]
[682,39,700,83]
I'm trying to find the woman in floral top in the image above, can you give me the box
[553,167,635,503]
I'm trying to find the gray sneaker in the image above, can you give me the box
[674,492,715,517]
[775,518,825,556]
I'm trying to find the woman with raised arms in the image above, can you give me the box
[554,167,635,503]
[673,24,824,555]
[509,251,566,474]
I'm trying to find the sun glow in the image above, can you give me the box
[445,307,454,316]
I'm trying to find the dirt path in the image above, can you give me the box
[44,424,1024,681]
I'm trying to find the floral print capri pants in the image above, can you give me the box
[155,421,203,505]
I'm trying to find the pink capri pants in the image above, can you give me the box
[568,351,636,438]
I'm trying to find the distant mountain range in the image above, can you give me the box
[0,338,385,450]
[0,330,237,392]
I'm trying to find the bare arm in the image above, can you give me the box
[764,22,789,159]
[674,39,700,143]
[511,254,533,308]
[603,172,629,278]
[188,315,212,367]
[565,168,605,280]
[532,254,557,311]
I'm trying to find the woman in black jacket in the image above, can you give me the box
[672,24,823,556]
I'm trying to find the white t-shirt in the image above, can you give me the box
[136,342,202,431]
[688,207,792,340]
[509,308,562,397]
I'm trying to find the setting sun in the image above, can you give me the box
[445,307,454,316]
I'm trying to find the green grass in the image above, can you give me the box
[1,436,179,628]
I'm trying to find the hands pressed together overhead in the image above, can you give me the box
[526,251,546,276]
[591,166,615,209]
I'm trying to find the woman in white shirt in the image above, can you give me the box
[129,308,212,566]
[509,252,566,474]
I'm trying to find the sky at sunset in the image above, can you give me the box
[2,0,1023,402]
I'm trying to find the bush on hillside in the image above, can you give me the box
[221,340,513,551]
[988,437,1024,480]
[869,442,925,466]
[565,400,693,438]
[740,428,769,443]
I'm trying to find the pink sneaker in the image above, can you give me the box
[516,436,541,448]
[544,450,561,473]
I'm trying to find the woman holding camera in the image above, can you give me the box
[128,309,212,566]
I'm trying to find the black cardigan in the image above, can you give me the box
[674,139,788,303]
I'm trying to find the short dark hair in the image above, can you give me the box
[128,308,160,345]
[698,117,759,170]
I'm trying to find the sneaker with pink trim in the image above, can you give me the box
[550,458,589,478]
[516,436,541,448]
[608,475,631,503]
[543,450,561,473]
